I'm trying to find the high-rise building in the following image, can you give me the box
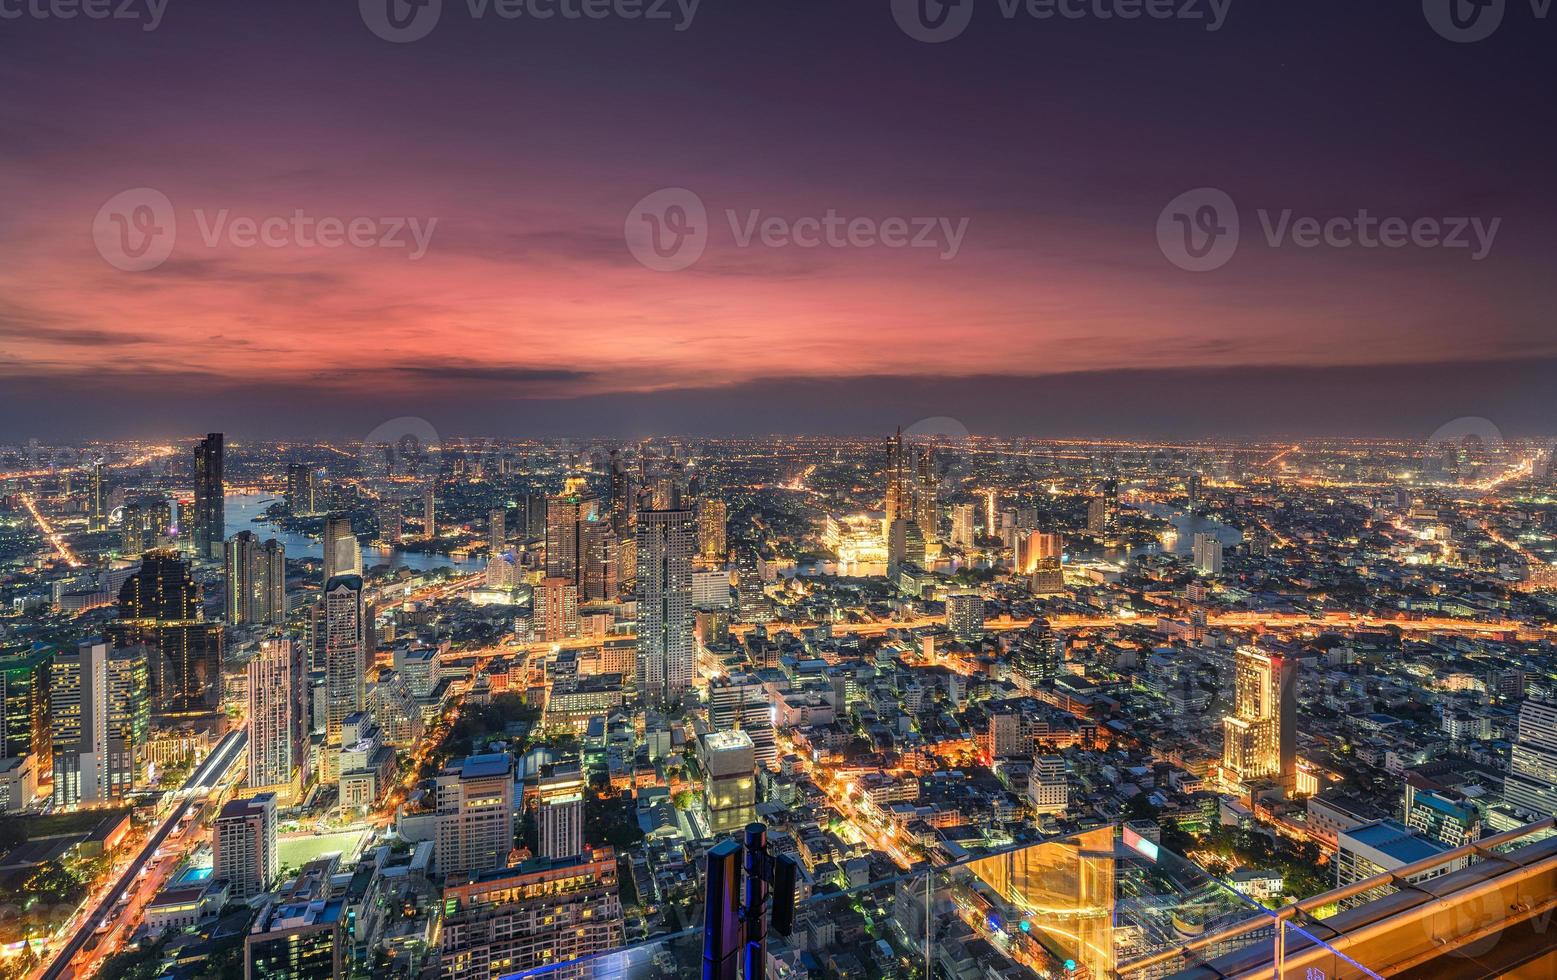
[945,593,985,642]
[322,516,361,583]
[193,433,225,560]
[884,428,912,528]
[707,674,777,770]
[735,554,770,624]
[1403,781,1482,849]
[951,502,977,548]
[1086,497,1107,534]
[535,764,585,859]
[90,459,106,531]
[121,495,170,554]
[435,753,515,877]
[1504,697,1557,819]
[1029,556,1066,595]
[488,508,505,553]
[699,729,756,835]
[545,493,599,585]
[1222,647,1298,794]
[540,577,579,642]
[50,640,108,807]
[322,576,366,767]
[697,497,728,560]
[887,518,924,578]
[376,500,403,546]
[422,485,437,538]
[0,649,52,777]
[226,531,286,626]
[915,446,939,544]
[245,897,344,980]
[1027,755,1069,815]
[104,645,148,799]
[249,637,306,801]
[635,507,694,708]
[440,849,624,980]
[581,522,619,601]
[214,792,278,903]
[108,550,223,718]
[285,463,317,516]
[1193,532,1224,575]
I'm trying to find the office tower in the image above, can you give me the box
[376,500,403,546]
[50,640,108,807]
[0,649,52,777]
[90,459,106,531]
[440,849,624,980]
[886,518,924,578]
[1193,532,1224,575]
[635,507,695,708]
[488,508,505,553]
[108,550,223,718]
[322,576,366,759]
[435,753,515,877]
[521,493,547,541]
[1012,621,1061,686]
[245,898,345,980]
[1504,697,1557,819]
[707,674,777,770]
[540,577,579,642]
[105,646,148,798]
[1029,557,1065,595]
[423,484,437,538]
[1027,755,1069,815]
[226,531,287,626]
[1086,497,1107,534]
[214,792,278,903]
[536,764,585,859]
[193,433,225,559]
[697,497,728,560]
[249,637,306,800]
[1222,647,1298,794]
[915,446,939,543]
[608,451,633,535]
[699,729,757,835]
[285,462,316,515]
[322,516,361,583]
[545,493,599,585]
[1019,531,1063,573]
[121,495,170,554]
[1187,472,1201,514]
[581,522,619,601]
[735,554,770,623]
[951,502,977,548]
[884,427,912,528]
[945,593,985,641]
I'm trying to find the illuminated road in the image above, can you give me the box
[19,493,83,568]
[37,728,247,980]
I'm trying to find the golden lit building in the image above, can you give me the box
[1222,647,1298,795]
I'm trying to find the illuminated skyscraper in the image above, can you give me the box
[423,485,437,538]
[121,495,170,554]
[1193,532,1224,575]
[697,497,728,560]
[108,550,222,718]
[915,446,939,544]
[488,508,505,553]
[1086,497,1107,534]
[104,646,148,798]
[884,428,912,528]
[376,500,403,546]
[540,577,579,642]
[545,493,599,586]
[50,640,108,807]
[887,518,924,579]
[635,507,694,708]
[951,502,976,548]
[1222,647,1298,794]
[89,459,106,531]
[285,463,316,515]
[225,531,286,626]
[323,575,366,765]
[536,763,585,859]
[322,515,361,583]
[249,636,306,801]
[945,592,984,641]
[1504,697,1557,820]
[192,433,224,559]
[0,650,52,777]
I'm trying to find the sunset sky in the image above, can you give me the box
[1,0,1554,438]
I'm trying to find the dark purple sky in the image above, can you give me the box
[1,0,1553,439]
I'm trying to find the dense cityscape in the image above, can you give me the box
[0,428,1554,978]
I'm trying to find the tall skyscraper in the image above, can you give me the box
[545,493,599,585]
[1222,647,1298,794]
[376,500,404,546]
[105,645,148,799]
[540,577,579,642]
[488,507,505,553]
[915,446,939,544]
[108,550,223,718]
[697,497,728,561]
[50,640,108,807]
[884,428,912,528]
[225,531,286,626]
[1504,697,1557,819]
[635,507,694,708]
[121,495,170,554]
[945,593,985,641]
[322,515,361,583]
[89,459,106,531]
[700,729,757,834]
[1086,496,1107,534]
[285,463,316,515]
[192,433,225,559]
[0,650,52,783]
[951,502,977,548]
[536,764,585,859]
[887,517,924,579]
[423,484,437,538]
[249,636,306,801]
[435,753,515,877]
[1193,532,1224,576]
[214,792,278,902]
[323,575,366,764]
